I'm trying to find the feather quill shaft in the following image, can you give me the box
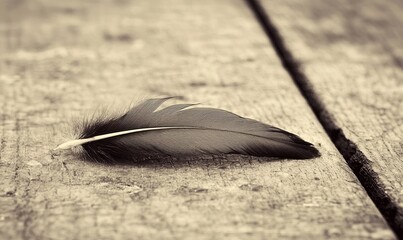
[55,98,320,162]
[54,126,196,150]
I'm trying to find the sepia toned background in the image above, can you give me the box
[0,0,402,239]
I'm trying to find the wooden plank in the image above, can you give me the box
[0,0,395,239]
[257,0,403,237]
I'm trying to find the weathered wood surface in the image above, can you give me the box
[0,0,395,239]
[258,0,403,236]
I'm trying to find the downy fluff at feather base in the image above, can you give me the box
[55,98,320,162]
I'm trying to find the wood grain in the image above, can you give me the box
[257,0,403,236]
[0,0,395,239]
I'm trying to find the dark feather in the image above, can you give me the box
[70,98,320,162]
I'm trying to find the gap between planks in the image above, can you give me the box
[245,0,402,238]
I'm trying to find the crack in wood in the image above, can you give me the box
[245,0,402,237]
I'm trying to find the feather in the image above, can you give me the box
[55,97,320,162]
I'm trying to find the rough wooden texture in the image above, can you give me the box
[0,0,395,239]
[258,0,403,236]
